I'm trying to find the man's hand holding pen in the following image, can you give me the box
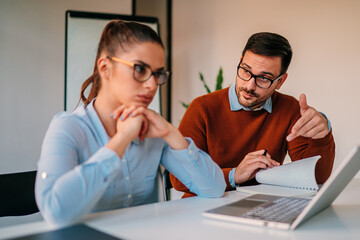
[234,149,280,185]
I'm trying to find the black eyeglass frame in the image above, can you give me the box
[107,56,171,86]
[236,60,284,89]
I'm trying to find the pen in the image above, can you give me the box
[263,149,268,156]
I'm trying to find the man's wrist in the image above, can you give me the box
[319,112,331,132]
[229,168,238,188]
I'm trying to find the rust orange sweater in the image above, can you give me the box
[171,88,335,198]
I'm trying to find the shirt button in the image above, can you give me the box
[122,159,127,163]
[189,150,193,154]
[126,176,130,181]
[128,194,132,199]
[41,172,47,179]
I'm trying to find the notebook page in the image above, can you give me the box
[236,183,317,197]
[255,155,321,190]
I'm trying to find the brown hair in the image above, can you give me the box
[80,20,164,106]
[242,32,292,74]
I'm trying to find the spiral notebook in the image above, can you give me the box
[236,155,321,197]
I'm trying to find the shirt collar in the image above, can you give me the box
[228,82,272,113]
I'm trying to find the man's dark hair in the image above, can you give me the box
[242,32,292,74]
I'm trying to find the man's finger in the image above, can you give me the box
[294,106,318,131]
[286,132,296,142]
[301,122,329,139]
[247,149,267,156]
[244,155,279,168]
[287,116,309,141]
[312,129,329,139]
[299,94,309,115]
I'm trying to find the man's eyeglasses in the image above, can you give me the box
[107,56,171,86]
[237,62,284,89]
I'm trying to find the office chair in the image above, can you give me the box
[162,169,172,201]
[0,170,39,217]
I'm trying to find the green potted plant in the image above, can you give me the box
[181,67,224,108]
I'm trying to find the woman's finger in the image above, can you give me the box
[111,105,126,119]
[120,105,137,120]
[130,106,146,118]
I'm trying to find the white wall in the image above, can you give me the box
[172,0,360,176]
[0,0,131,174]
[1,0,359,181]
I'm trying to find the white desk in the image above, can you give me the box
[1,178,360,240]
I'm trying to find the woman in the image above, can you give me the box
[35,20,225,226]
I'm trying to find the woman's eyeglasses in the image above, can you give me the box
[107,56,171,86]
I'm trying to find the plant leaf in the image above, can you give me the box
[199,72,212,93]
[181,101,189,108]
[215,67,223,91]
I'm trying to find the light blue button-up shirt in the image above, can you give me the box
[36,100,225,226]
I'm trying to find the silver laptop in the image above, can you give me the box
[203,145,360,230]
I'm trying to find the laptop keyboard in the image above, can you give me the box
[241,197,310,223]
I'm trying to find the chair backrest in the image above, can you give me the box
[162,169,172,201]
[0,170,39,217]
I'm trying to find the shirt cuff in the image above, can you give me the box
[229,168,237,188]
[167,137,200,162]
[319,112,331,131]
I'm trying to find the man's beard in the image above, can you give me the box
[238,87,260,98]
[236,86,265,109]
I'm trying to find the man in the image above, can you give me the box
[170,32,335,198]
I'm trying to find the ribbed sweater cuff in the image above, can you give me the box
[310,129,334,146]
